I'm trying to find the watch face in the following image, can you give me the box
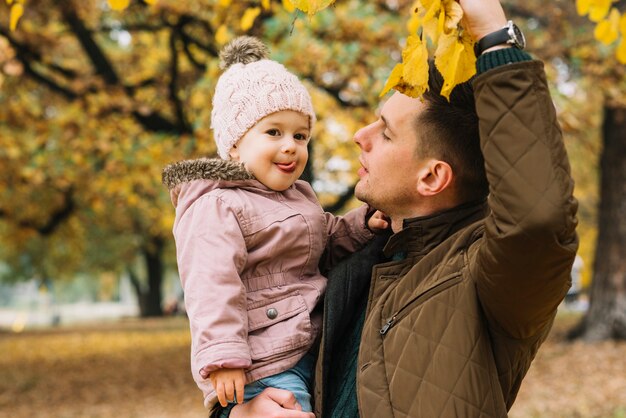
[511,23,526,49]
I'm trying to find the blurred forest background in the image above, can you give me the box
[1,0,625,417]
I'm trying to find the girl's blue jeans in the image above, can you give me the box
[219,352,314,417]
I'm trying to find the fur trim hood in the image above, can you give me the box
[162,158,254,191]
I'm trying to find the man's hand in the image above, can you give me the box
[229,388,315,418]
[368,210,390,231]
[458,0,507,42]
[209,368,245,407]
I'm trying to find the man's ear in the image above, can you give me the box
[416,159,453,196]
[228,144,240,161]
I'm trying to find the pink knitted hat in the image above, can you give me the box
[211,36,316,160]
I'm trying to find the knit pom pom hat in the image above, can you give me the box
[211,36,316,160]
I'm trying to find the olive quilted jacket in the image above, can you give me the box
[316,60,578,418]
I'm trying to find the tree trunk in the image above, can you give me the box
[142,236,165,317]
[569,104,626,341]
[127,236,165,317]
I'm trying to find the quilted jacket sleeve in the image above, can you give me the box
[471,61,578,339]
[174,191,252,381]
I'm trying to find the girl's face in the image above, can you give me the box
[229,110,311,191]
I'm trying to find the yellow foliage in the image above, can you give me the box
[595,8,620,44]
[282,0,296,12]
[591,0,614,22]
[401,35,429,96]
[9,3,23,31]
[288,0,335,16]
[261,0,270,10]
[577,0,615,22]
[108,0,131,11]
[215,24,230,45]
[578,1,626,63]
[407,5,420,34]
[435,30,476,100]
[379,37,429,99]
[382,0,474,99]
[576,0,592,16]
[617,38,626,63]
[240,7,261,31]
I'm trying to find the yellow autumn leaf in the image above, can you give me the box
[288,0,335,16]
[380,63,404,97]
[143,0,156,4]
[402,35,429,92]
[619,11,626,34]
[9,3,23,31]
[282,0,296,12]
[576,0,591,16]
[589,0,613,22]
[435,30,476,100]
[219,0,232,6]
[442,0,463,33]
[407,1,421,34]
[416,0,442,43]
[215,24,229,45]
[240,7,261,31]
[7,0,14,5]
[108,0,130,11]
[617,38,626,63]
[594,8,620,45]
[420,0,441,22]
[422,12,440,43]
[262,0,271,10]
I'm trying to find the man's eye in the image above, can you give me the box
[267,129,280,136]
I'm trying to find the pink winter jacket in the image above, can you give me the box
[162,158,374,408]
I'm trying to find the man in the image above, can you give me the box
[223,0,578,416]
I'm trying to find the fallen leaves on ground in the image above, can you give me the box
[0,312,625,418]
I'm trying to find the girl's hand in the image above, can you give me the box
[368,210,390,231]
[209,368,246,407]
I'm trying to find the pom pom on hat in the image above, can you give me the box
[211,36,316,160]
[219,36,269,69]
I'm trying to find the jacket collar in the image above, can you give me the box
[383,200,488,259]
[162,158,255,190]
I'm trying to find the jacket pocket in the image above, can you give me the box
[247,292,312,361]
[244,208,300,235]
[380,273,463,336]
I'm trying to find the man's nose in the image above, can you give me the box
[353,124,373,151]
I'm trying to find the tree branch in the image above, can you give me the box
[323,184,356,213]
[169,17,191,133]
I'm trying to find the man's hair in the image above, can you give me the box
[416,61,489,203]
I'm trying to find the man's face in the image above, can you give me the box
[354,92,429,218]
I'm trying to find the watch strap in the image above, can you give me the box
[474,28,511,56]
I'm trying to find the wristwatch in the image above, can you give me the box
[474,20,526,56]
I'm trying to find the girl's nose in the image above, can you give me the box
[282,137,297,153]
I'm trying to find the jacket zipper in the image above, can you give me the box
[380,274,463,335]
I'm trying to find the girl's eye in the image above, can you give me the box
[382,131,391,141]
[267,129,280,136]
[294,133,308,141]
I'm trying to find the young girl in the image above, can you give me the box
[162,37,387,415]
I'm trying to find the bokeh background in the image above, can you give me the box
[1,0,625,417]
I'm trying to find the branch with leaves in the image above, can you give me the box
[380,0,475,100]
[578,0,626,63]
